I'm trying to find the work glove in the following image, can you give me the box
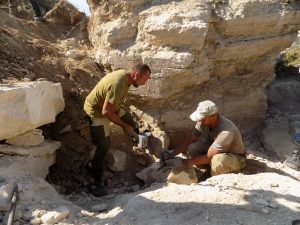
[160,150,174,167]
[164,157,186,168]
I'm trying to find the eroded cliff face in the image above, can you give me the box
[88,0,300,137]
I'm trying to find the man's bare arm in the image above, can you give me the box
[173,136,199,155]
[185,146,219,166]
[102,99,133,135]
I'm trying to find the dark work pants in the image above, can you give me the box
[89,111,138,182]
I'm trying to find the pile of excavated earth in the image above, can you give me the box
[0,0,300,225]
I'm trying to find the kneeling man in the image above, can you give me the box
[161,100,246,176]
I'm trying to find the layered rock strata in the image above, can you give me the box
[88,0,300,136]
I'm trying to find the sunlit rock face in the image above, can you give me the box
[0,81,65,140]
[88,0,300,137]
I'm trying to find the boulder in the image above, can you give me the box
[106,149,127,172]
[0,140,61,178]
[136,162,171,186]
[44,0,84,25]
[0,81,64,140]
[262,127,297,161]
[0,181,15,211]
[5,129,44,147]
[148,129,170,158]
[167,167,198,185]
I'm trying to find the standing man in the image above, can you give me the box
[161,100,246,176]
[84,63,151,196]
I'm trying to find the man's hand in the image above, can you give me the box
[160,150,174,166]
[164,157,187,168]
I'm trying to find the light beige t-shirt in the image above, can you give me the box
[192,116,245,155]
[84,70,129,118]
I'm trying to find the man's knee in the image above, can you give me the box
[210,153,246,176]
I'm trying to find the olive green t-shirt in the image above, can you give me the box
[192,116,245,155]
[84,70,129,118]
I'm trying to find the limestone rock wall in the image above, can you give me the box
[88,0,300,136]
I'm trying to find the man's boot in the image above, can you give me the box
[284,149,300,171]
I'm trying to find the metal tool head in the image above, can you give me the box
[137,134,148,148]
[132,131,151,148]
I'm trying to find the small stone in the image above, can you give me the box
[59,125,72,134]
[91,203,108,212]
[270,183,279,187]
[40,206,70,224]
[255,199,269,207]
[104,194,116,199]
[268,202,278,209]
[32,209,46,218]
[23,211,33,221]
[14,221,21,225]
[80,210,96,217]
[131,185,140,192]
[40,200,46,205]
[30,217,41,225]
[262,208,270,214]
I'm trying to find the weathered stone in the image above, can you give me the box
[262,127,297,161]
[267,80,300,116]
[106,149,127,172]
[148,129,170,158]
[136,162,171,186]
[59,125,72,134]
[0,140,61,157]
[63,131,89,154]
[30,217,41,225]
[142,4,209,48]
[5,129,44,147]
[91,203,108,212]
[0,182,15,211]
[0,140,60,178]
[106,19,137,45]
[40,206,70,225]
[0,81,64,140]
[167,167,198,185]
[80,210,96,217]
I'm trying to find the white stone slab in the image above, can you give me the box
[0,140,61,178]
[40,206,70,224]
[0,81,65,140]
[5,129,44,147]
[0,140,61,157]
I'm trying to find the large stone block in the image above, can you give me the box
[0,81,65,140]
[106,149,127,172]
[0,181,15,211]
[0,140,61,178]
[5,129,44,147]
